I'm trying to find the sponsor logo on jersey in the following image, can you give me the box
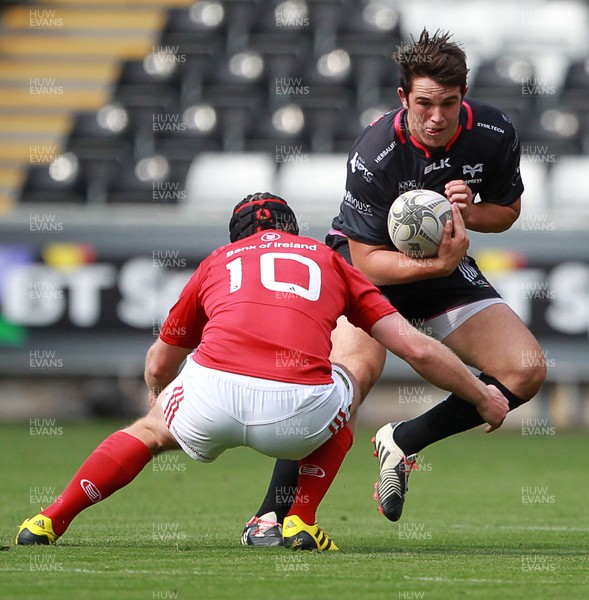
[349,151,373,182]
[343,190,373,215]
[80,479,102,503]
[374,141,396,163]
[398,179,418,193]
[424,158,451,175]
[462,163,484,178]
[476,121,505,134]
[261,231,281,242]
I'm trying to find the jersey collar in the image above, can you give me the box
[394,101,473,158]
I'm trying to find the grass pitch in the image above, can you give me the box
[0,420,588,599]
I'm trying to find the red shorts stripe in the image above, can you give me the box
[164,385,184,428]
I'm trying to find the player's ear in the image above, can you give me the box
[462,84,469,100]
[397,87,409,109]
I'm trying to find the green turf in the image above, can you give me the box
[0,421,588,599]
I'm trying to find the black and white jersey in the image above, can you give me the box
[327,99,522,320]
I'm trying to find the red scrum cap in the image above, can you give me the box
[229,192,299,242]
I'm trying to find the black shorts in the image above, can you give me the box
[325,234,503,322]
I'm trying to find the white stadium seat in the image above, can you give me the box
[275,153,348,219]
[549,155,589,211]
[183,152,277,213]
[519,160,549,215]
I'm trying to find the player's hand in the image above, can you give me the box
[445,180,473,218]
[436,203,469,275]
[478,384,510,432]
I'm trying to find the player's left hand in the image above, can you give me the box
[445,180,473,216]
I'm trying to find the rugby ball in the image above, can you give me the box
[387,189,452,257]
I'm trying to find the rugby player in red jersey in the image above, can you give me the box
[16,193,508,550]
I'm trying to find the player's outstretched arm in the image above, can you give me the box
[144,339,192,407]
[370,312,509,431]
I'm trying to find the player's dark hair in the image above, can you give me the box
[229,192,299,242]
[394,28,468,97]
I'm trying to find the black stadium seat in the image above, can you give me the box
[336,0,402,57]
[470,55,538,115]
[19,162,87,204]
[104,156,188,205]
[65,110,134,161]
[559,57,589,115]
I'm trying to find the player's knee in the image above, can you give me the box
[524,360,547,399]
[124,414,172,454]
[505,349,547,401]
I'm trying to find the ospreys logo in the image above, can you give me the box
[349,152,373,182]
[462,163,483,177]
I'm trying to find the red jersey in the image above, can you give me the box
[159,231,396,384]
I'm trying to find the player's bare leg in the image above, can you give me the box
[376,303,546,521]
[442,303,546,400]
[16,404,179,544]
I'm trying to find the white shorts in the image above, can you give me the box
[158,359,353,463]
[420,298,506,341]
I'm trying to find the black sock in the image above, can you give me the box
[254,459,299,522]
[393,373,527,456]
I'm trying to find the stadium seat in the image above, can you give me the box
[223,0,269,52]
[549,155,589,211]
[330,105,383,153]
[243,103,312,153]
[518,109,584,158]
[501,0,589,59]
[559,57,589,113]
[292,48,356,111]
[183,151,276,210]
[518,160,549,218]
[349,54,400,110]
[64,108,134,161]
[159,2,227,89]
[336,0,402,59]
[19,157,87,204]
[153,128,224,161]
[180,81,266,150]
[104,155,186,205]
[199,49,267,96]
[469,55,537,115]
[112,56,181,116]
[275,153,347,216]
[162,3,229,37]
[398,0,506,58]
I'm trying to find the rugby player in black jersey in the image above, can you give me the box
[242,29,546,547]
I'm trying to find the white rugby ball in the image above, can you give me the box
[387,189,452,257]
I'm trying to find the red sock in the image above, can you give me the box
[42,431,152,535]
[286,426,353,525]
